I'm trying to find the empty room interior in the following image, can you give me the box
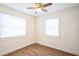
[0,3,79,56]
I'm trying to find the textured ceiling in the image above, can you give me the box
[1,3,79,16]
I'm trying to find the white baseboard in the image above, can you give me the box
[1,42,78,56]
[36,42,79,56]
[0,42,34,56]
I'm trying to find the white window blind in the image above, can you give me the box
[45,18,59,36]
[0,13,26,38]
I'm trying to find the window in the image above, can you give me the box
[0,13,26,38]
[45,18,59,36]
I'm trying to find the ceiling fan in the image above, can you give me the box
[27,3,52,13]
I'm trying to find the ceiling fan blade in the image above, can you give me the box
[43,3,52,7]
[42,9,48,12]
[27,7,35,9]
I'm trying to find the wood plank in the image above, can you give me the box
[5,43,76,56]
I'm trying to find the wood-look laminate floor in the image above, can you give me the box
[5,43,75,56]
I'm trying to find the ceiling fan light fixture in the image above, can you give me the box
[27,3,52,13]
[37,8,42,13]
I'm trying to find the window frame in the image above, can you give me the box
[0,13,26,38]
[45,18,59,37]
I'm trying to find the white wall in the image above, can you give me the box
[36,6,79,55]
[0,4,79,56]
[0,4,36,55]
[77,7,79,53]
